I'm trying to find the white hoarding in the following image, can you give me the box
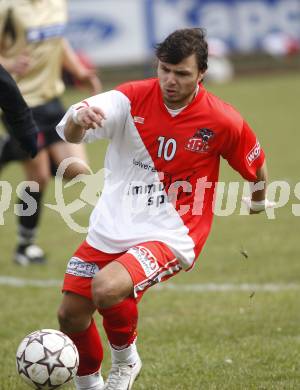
[67,0,147,65]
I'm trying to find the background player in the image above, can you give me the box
[0,0,102,265]
[56,28,274,389]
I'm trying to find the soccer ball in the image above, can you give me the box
[16,329,79,389]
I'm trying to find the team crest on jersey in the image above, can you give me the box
[185,128,214,153]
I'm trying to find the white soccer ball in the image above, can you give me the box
[16,329,79,389]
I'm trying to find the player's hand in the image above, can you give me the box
[72,106,106,129]
[242,197,276,214]
[77,69,102,94]
[4,52,31,76]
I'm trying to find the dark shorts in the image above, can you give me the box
[31,98,65,149]
[2,97,65,151]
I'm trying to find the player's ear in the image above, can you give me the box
[198,70,205,83]
[198,70,206,83]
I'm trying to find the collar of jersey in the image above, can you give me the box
[157,81,206,119]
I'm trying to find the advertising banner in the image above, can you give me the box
[67,0,147,65]
[66,0,300,65]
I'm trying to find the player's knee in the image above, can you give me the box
[91,278,120,309]
[57,304,79,333]
[57,305,71,330]
[30,172,50,190]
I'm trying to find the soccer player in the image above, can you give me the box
[56,28,273,390]
[0,0,102,265]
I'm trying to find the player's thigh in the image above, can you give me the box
[58,291,96,333]
[48,141,88,178]
[62,240,123,310]
[92,261,134,308]
[115,241,182,302]
[21,148,51,189]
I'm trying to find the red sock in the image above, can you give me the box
[99,297,138,349]
[66,319,103,376]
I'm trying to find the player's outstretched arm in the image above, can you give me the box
[62,39,102,94]
[0,52,31,76]
[243,161,275,214]
[64,106,106,143]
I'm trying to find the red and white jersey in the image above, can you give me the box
[56,78,265,270]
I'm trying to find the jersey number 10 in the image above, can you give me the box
[157,136,177,161]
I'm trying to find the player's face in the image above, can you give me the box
[157,54,204,109]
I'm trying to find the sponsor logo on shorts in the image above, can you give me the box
[66,257,99,278]
[247,141,261,165]
[128,246,159,277]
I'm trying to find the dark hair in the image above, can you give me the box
[155,28,208,72]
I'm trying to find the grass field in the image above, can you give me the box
[0,72,299,389]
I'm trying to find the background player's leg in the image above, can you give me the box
[48,141,88,179]
[15,150,50,265]
[58,291,104,390]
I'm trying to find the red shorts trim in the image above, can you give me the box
[63,240,182,301]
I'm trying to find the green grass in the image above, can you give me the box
[0,72,300,389]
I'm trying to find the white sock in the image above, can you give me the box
[110,340,139,366]
[18,225,36,246]
[74,371,104,390]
